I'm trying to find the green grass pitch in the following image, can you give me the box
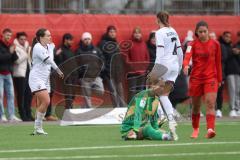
[0,120,240,160]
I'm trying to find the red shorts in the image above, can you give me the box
[188,78,218,97]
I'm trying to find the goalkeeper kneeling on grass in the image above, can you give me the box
[121,83,173,141]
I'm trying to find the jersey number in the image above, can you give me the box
[171,37,177,55]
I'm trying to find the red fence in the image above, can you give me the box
[1,14,237,106]
[0,14,239,46]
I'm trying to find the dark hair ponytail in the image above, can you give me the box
[30,28,47,58]
[195,21,208,37]
[156,11,170,27]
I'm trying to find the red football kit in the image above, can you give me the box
[184,38,222,135]
[183,39,222,96]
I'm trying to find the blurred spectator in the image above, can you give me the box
[233,31,240,54]
[13,32,33,121]
[98,25,126,107]
[76,32,105,108]
[126,26,150,102]
[146,31,156,71]
[224,31,240,117]
[182,30,194,51]
[23,55,34,121]
[216,32,229,118]
[55,33,78,109]
[209,32,217,40]
[0,28,21,122]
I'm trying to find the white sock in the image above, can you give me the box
[34,112,46,130]
[157,102,165,120]
[162,133,172,141]
[159,96,176,123]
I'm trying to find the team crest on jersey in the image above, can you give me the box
[139,97,147,108]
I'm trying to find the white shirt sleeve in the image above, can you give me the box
[155,32,165,64]
[47,43,58,70]
[156,31,164,47]
[177,47,183,70]
[176,38,183,70]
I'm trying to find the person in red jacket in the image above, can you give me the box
[183,21,222,139]
[126,26,150,102]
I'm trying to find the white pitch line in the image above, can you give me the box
[0,151,240,160]
[0,141,240,154]
[58,121,240,127]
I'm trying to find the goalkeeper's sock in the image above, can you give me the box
[34,111,46,130]
[206,114,215,130]
[192,113,200,129]
[142,125,166,140]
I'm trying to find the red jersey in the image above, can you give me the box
[183,39,222,83]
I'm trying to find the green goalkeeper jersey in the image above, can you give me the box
[121,90,159,135]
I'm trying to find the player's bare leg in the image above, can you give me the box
[32,90,50,135]
[146,64,168,87]
[205,93,217,139]
[191,96,201,138]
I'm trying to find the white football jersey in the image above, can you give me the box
[155,27,182,66]
[31,43,56,77]
[29,42,58,93]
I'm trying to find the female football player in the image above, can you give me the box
[29,28,64,135]
[147,11,183,141]
[183,21,222,139]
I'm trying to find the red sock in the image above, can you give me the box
[206,114,215,130]
[192,113,200,129]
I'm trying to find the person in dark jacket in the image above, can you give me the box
[0,28,21,122]
[226,31,240,117]
[76,32,105,108]
[98,25,126,107]
[215,32,230,118]
[55,33,78,109]
[146,31,156,71]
